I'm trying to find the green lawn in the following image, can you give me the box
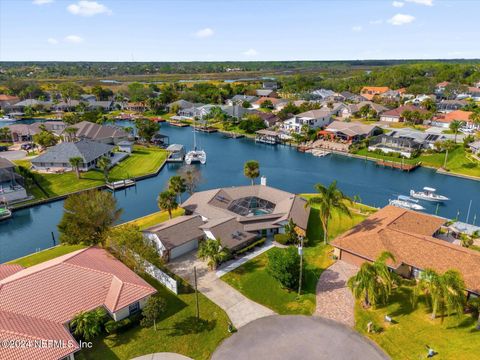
[124,208,185,230]
[76,275,231,360]
[7,244,86,267]
[222,196,370,315]
[355,285,480,360]
[13,146,168,201]
[355,146,480,178]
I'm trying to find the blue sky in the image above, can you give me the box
[0,0,479,61]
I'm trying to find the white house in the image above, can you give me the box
[283,109,333,133]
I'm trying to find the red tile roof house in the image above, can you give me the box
[0,247,156,360]
[360,86,390,101]
[379,105,430,123]
[332,206,480,298]
[430,110,475,129]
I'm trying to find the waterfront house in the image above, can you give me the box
[0,157,28,202]
[379,105,430,123]
[332,206,480,297]
[251,111,281,127]
[71,121,129,145]
[226,94,258,106]
[430,110,475,129]
[10,99,51,112]
[7,121,66,142]
[320,121,381,143]
[368,128,446,158]
[0,94,20,110]
[0,247,156,360]
[167,100,196,113]
[117,140,134,153]
[31,139,114,172]
[126,102,148,112]
[283,109,333,133]
[145,184,309,261]
[360,86,390,100]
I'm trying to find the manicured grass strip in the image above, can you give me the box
[355,285,480,360]
[124,208,185,230]
[7,244,86,267]
[108,146,168,180]
[76,275,231,360]
[222,199,370,315]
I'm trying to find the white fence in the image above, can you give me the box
[143,259,178,294]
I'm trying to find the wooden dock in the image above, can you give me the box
[168,121,190,127]
[106,179,136,190]
[375,160,420,172]
[195,126,218,133]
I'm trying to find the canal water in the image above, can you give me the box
[1,121,479,262]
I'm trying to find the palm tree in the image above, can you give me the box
[449,120,463,143]
[244,160,260,185]
[168,175,186,203]
[306,181,352,245]
[69,157,83,179]
[469,111,480,127]
[467,297,480,330]
[64,127,78,142]
[97,156,111,182]
[412,269,465,322]
[347,251,396,308]
[197,238,227,270]
[157,190,178,219]
[70,308,106,341]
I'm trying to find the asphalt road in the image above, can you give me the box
[212,315,390,360]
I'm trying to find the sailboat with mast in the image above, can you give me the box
[185,117,207,165]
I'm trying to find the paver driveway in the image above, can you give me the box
[212,315,389,360]
[315,260,358,326]
[167,252,274,328]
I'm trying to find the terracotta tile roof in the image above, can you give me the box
[442,110,473,123]
[0,247,156,360]
[360,87,390,100]
[0,94,20,101]
[0,264,24,280]
[332,206,480,294]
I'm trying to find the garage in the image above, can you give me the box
[142,215,205,262]
[170,238,199,260]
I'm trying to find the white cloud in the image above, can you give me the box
[352,25,363,32]
[369,19,383,25]
[387,13,415,26]
[194,28,214,38]
[405,0,433,6]
[67,1,111,16]
[33,0,54,4]
[64,35,84,43]
[392,1,405,7]
[243,49,258,57]
[47,38,58,44]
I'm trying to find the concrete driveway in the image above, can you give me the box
[212,315,389,360]
[131,353,192,360]
[167,252,274,328]
[0,150,27,161]
[315,260,358,327]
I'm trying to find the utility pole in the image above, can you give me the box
[298,236,304,296]
[194,266,199,319]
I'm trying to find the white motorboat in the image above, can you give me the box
[185,118,207,165]
[0,202,12,221]
[410,187,449,202]
[0,116,13,122]
[389,195,425,211]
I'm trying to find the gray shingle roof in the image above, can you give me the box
[31,139,113,165]
[72,121,127,142]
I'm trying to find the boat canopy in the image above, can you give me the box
[398,195,414,201]
[423,187,436,192]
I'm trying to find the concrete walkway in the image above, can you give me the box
[215,239,274,277]
[315,260,358,327]
[168,252,274,328]
[131,353,192,360]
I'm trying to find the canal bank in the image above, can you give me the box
[1,123,479,263]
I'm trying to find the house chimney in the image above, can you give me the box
[260,176,267,186]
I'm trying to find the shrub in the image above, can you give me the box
[235,238,266,255]
[267,247,300,290]
[105,313,142,334]
[274,233,289,245]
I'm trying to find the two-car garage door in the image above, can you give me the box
[170,239,199,260]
